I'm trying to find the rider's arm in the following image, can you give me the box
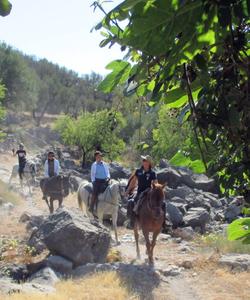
[90,163,96,183]
[104,163,110,180]
[44,160,49,177]
[55,159,60,175]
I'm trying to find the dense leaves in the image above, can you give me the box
[0,43,115,125]
[95,0,250,195]
[0,0,12,17]
[54,110,125,165]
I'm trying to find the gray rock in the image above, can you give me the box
[183,208,210,232]
[157,167,182,188]
[161,265,182,277]
[166,185,193,200]
[26,215,45,231]
[219,254,250,271]
[173,227,195,241]
[29,267,59,286]
[224,204,243,223]
[19,212,32,223]
[46,255,73,274]
[63,159,76,169]
[109,162,130,179]
[2,202,14,211]
[166,202,183,228]
[0,277,55,294]
[28,208,111,266]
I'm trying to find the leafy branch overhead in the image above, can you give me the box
[95,0,250,195]
[0,0,12,17]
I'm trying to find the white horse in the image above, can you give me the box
[77,179,127,244]
[9,160,36,194]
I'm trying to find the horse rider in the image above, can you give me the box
[44,151,61,178]
[13,143,27,180]
[126,155,166,228]
[42,151,61,200]
[90,151,110,213]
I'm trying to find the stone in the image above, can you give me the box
[25,215,45,231]
[224,197,244,223]
[2,202,14,211]
[29,267,59,286]
[19,212,32,223]
[219,254,250,271]
[157,167,182,188]
[109,162,130,179]
[46,255,73,275]
[166,185,193,200]
[0,277,55,295]
[0,264,28,282]
[28,208,111,266]
[166,202,184,228]
[172,227,195,241]
[161,265,182,277]
[180,260,193,269]
[183,208,210,232]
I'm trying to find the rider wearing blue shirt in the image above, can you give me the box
[90,151,110,213]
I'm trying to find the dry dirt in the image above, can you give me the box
[0,152,249,300]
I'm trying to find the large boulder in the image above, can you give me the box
[109,162,130,179]
[166,202,184,228]
[157,165,217,193]
[28,208,111,266]
[183,208,210,232]
[157,167,182,188]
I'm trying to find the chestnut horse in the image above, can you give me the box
[134,183,165,264]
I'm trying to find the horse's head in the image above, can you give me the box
[117,179,128,198]
[149,183,166,218]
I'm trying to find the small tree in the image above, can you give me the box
[55,110,125,166]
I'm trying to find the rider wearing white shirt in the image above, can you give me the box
[44,151,60,178]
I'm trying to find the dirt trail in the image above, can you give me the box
[0,152,249,300]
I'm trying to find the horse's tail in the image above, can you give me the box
[77,187,83,211]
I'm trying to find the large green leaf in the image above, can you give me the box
[227,218,250,243]
[0,0,12,16]
[98,60,131,93]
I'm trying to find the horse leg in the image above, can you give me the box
[112,209,119,245]
[58,197,63,209]
[150,230,160,265]
[49,198,54,214]
[134,221,141,259]
[142,229,152,264]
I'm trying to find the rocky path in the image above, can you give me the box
[0,152,250,300]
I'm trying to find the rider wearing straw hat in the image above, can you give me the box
[126,155,158,227]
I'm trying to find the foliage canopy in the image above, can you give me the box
[95,0,250,195]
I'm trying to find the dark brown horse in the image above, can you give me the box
[134,183,165,264]
[40,175,71,213]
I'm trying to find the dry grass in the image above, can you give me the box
[107,248,123,263]
[0,179,19,205]
[196,233,250,254]
[1,271,138,300]
[194,268,250,300]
